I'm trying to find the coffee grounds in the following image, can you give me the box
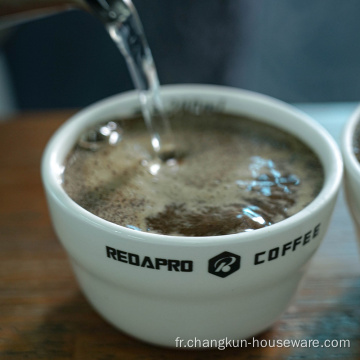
[146,203,272,236]
[63,111,324,236]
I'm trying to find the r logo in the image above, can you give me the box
[208,251,241,278]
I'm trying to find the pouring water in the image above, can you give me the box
[1,0,176,161]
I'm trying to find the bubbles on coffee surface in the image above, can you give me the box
[78,121,122,151]
[144,155,302,236]
[63,112,324,237]
[236,156,300,196]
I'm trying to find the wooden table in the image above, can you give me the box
[1,106,360,359]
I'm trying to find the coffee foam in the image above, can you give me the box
[63,112,324,236]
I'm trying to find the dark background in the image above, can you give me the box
[2,0,360,113]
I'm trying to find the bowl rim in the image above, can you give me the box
[342,103,360,180]
[41,84,343,247]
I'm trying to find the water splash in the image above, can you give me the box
[78,121,122,151]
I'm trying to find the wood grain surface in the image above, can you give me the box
[1,110,360,359]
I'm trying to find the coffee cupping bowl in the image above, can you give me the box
[42,85,343,347]
[342,104,360,238]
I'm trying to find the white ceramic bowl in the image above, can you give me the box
[41,85,343,348]
[342,104,360,237]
